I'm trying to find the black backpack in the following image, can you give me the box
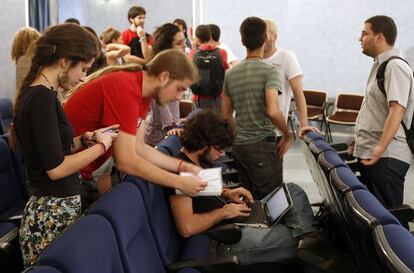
[376,56,414,154]
[191,48,225,97]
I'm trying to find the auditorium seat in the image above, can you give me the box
[0,137,25,219]
[23,266,62,273]
[309,139,335,156]
[344,189,401,272]
[0,98,13,135]
[155,135,182,157]
[302,131,325,145]
[373,224,414,273]
[0,137,26,272]
[124,175,241,273]
[38,214,125,273]
[88,182,165,273]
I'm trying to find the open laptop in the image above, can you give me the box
[234,183,293,228]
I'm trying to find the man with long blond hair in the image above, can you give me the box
[64,49,208,198]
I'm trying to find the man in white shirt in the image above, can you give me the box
[263,19,317,139]
[353,15,414,207]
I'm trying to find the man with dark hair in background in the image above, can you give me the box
[189,24,229,111]
[121,5,153,64]
[353,15,414,207]
[222,17,292,200]
[207,24,238,67]
[64,18,80,25]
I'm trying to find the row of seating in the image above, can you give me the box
[27,134,313,273]
[300,131,414,273]
[303,90,364,142]
[0,135,27,272]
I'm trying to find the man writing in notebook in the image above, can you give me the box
[167,110,316,265]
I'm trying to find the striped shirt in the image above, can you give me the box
[224,59,281,145]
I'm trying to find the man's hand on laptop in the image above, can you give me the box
[222,187,253,205]
[222,203,251,219]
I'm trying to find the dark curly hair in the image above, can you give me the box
[181,110,235,152]
[151,23,180,58]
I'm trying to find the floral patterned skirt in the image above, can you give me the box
[19,195,81,268]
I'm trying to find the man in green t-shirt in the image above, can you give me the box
[222,17,292,199]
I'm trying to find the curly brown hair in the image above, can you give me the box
[11,27,40,63]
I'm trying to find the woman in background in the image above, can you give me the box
[11,27,41,92]
[144,23,187,146]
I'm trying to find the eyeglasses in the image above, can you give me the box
[211,146,224,154]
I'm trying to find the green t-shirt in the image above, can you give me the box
[224,59,281,145]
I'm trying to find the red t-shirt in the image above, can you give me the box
[189,44,229,100]
[121,28,153,58]
[64,71,151,178]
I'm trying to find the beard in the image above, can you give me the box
[198,149,214,168]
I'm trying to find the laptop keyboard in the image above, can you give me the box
[238,202,268,224]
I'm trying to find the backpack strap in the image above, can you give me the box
[376,56,409,95]
[375,56,412,141]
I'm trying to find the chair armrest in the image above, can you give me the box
[168,255,240,273]
[310,202,323,207]
[0,215,22,226]
[330,142,348,152]
[203,224,242,245]
[388,205,414,224]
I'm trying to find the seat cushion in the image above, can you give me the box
[352,190,400,226]
[382,224,414,271]
[330,166,367,192]
[327,111,358,124]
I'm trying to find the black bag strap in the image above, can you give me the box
[376,56,409,94]
[376,56,412,136]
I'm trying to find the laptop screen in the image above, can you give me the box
[266,185,291,222]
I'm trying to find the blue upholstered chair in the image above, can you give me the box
[373,224,414,273]
[302,131,325,145]
[88,182,165,273]
[38,215,125,273]
[155,135,182,157]
[0,98,13,135]
[23,266,62,273]
[124,175,240,273]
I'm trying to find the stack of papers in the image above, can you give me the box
[176,167,223,196]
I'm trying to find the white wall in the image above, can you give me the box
[202,0,414,96]
[0,0,27,100]
[2,0,414,99]
[58,0,192,40]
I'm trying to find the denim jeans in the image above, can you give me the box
[218,183,316,265]
[359,157,409,208]
[233,140,283,200]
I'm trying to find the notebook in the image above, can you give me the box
[234,183,292,228]
[176,167,223,196]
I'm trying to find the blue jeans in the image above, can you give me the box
[359,157,409,208]
[218,183,316,265]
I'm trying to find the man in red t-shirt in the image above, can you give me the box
[64,50,207,197]
[189,25,229,111]
[121,5,153,64]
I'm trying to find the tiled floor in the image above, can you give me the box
[284,138,414,207]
